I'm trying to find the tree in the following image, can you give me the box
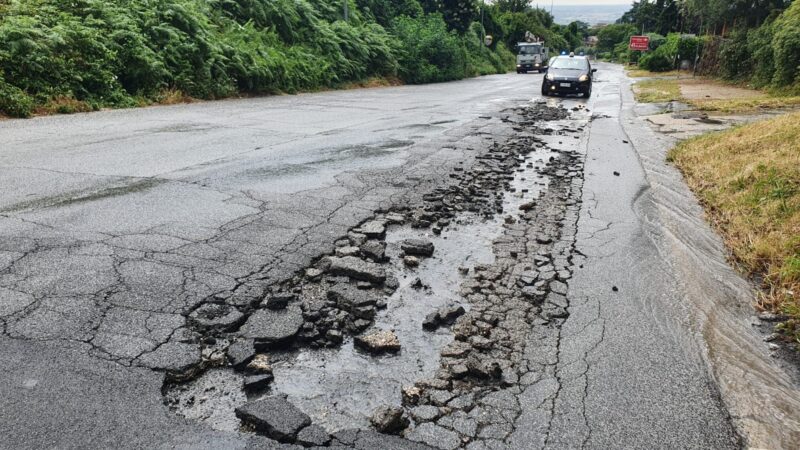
[420,0,479,33]
[596,23,637,53]
[494,0,531,13]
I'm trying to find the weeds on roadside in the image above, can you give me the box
[668,112,800,341]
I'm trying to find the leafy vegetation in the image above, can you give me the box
[596,0,800,94]
[0,0,587,118]
[668,112,800,337]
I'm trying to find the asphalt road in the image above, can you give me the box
[1,67,796,449]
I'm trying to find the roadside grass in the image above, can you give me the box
[633,79,684,103]
[34,96,95,115]
[688,96,800,114]
[627,68,685,78]
[668,112,800,340]
[629,70,800,113]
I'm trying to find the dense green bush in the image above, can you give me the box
[748,23,776,88]
[771,0,800,92]
[392,14,466,83]
[0,0,518,116]
[638,33,700,72]
[0,73,34,118]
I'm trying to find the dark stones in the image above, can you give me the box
[422,312,440,331]
[400,239,435,257]
[234,397,311,442]
[423,305,466,331]
[239,306,304,348]
[354,330,401,354]
[189,303,245,331]
[465,357,502,379]
[328,256,386,283]
[325,329,343,344]
[370,406,409,434]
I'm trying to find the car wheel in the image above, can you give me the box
[541,86,548,97]
[584,87,592,98]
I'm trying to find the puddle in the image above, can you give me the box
[270,145,560,431]
[270,217,497,431]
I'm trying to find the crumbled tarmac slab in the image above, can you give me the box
[235,396,312,443]
[160,103,586,448]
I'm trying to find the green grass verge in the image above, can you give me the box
[668,112,800,341]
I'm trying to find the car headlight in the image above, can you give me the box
[579,74,589,82]
[546,73,555,81]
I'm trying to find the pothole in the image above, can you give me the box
[161,103,587,448]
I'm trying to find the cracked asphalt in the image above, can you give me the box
[2,66,794,449]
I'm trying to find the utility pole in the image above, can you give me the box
[343,0,348,21]
[480,0,485,46]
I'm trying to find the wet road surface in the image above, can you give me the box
[1,67,797,448]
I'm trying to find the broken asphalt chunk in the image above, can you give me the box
[296,424,331,447]
[354,330,401,354]
[235,396,311,443]
[370,405,409,434]
[226,339,256,368]
[188,303,245,332]
[239,306,304,349]
[138,342,201,381]
[400,239,435,257]
[328,256,386,283]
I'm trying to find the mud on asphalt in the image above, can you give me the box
[162,101,590,449]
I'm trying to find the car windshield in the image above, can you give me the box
[519,46,541,55]
[550,58,588,70]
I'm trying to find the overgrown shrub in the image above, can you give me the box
[392,14,466,83]
[0,0,524,116]
[771,0,800,92]
[638,33,700,72]
[0,73,34,117]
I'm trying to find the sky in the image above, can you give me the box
[542,0,632,5]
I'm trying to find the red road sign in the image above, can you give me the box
[629,36,650,51]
